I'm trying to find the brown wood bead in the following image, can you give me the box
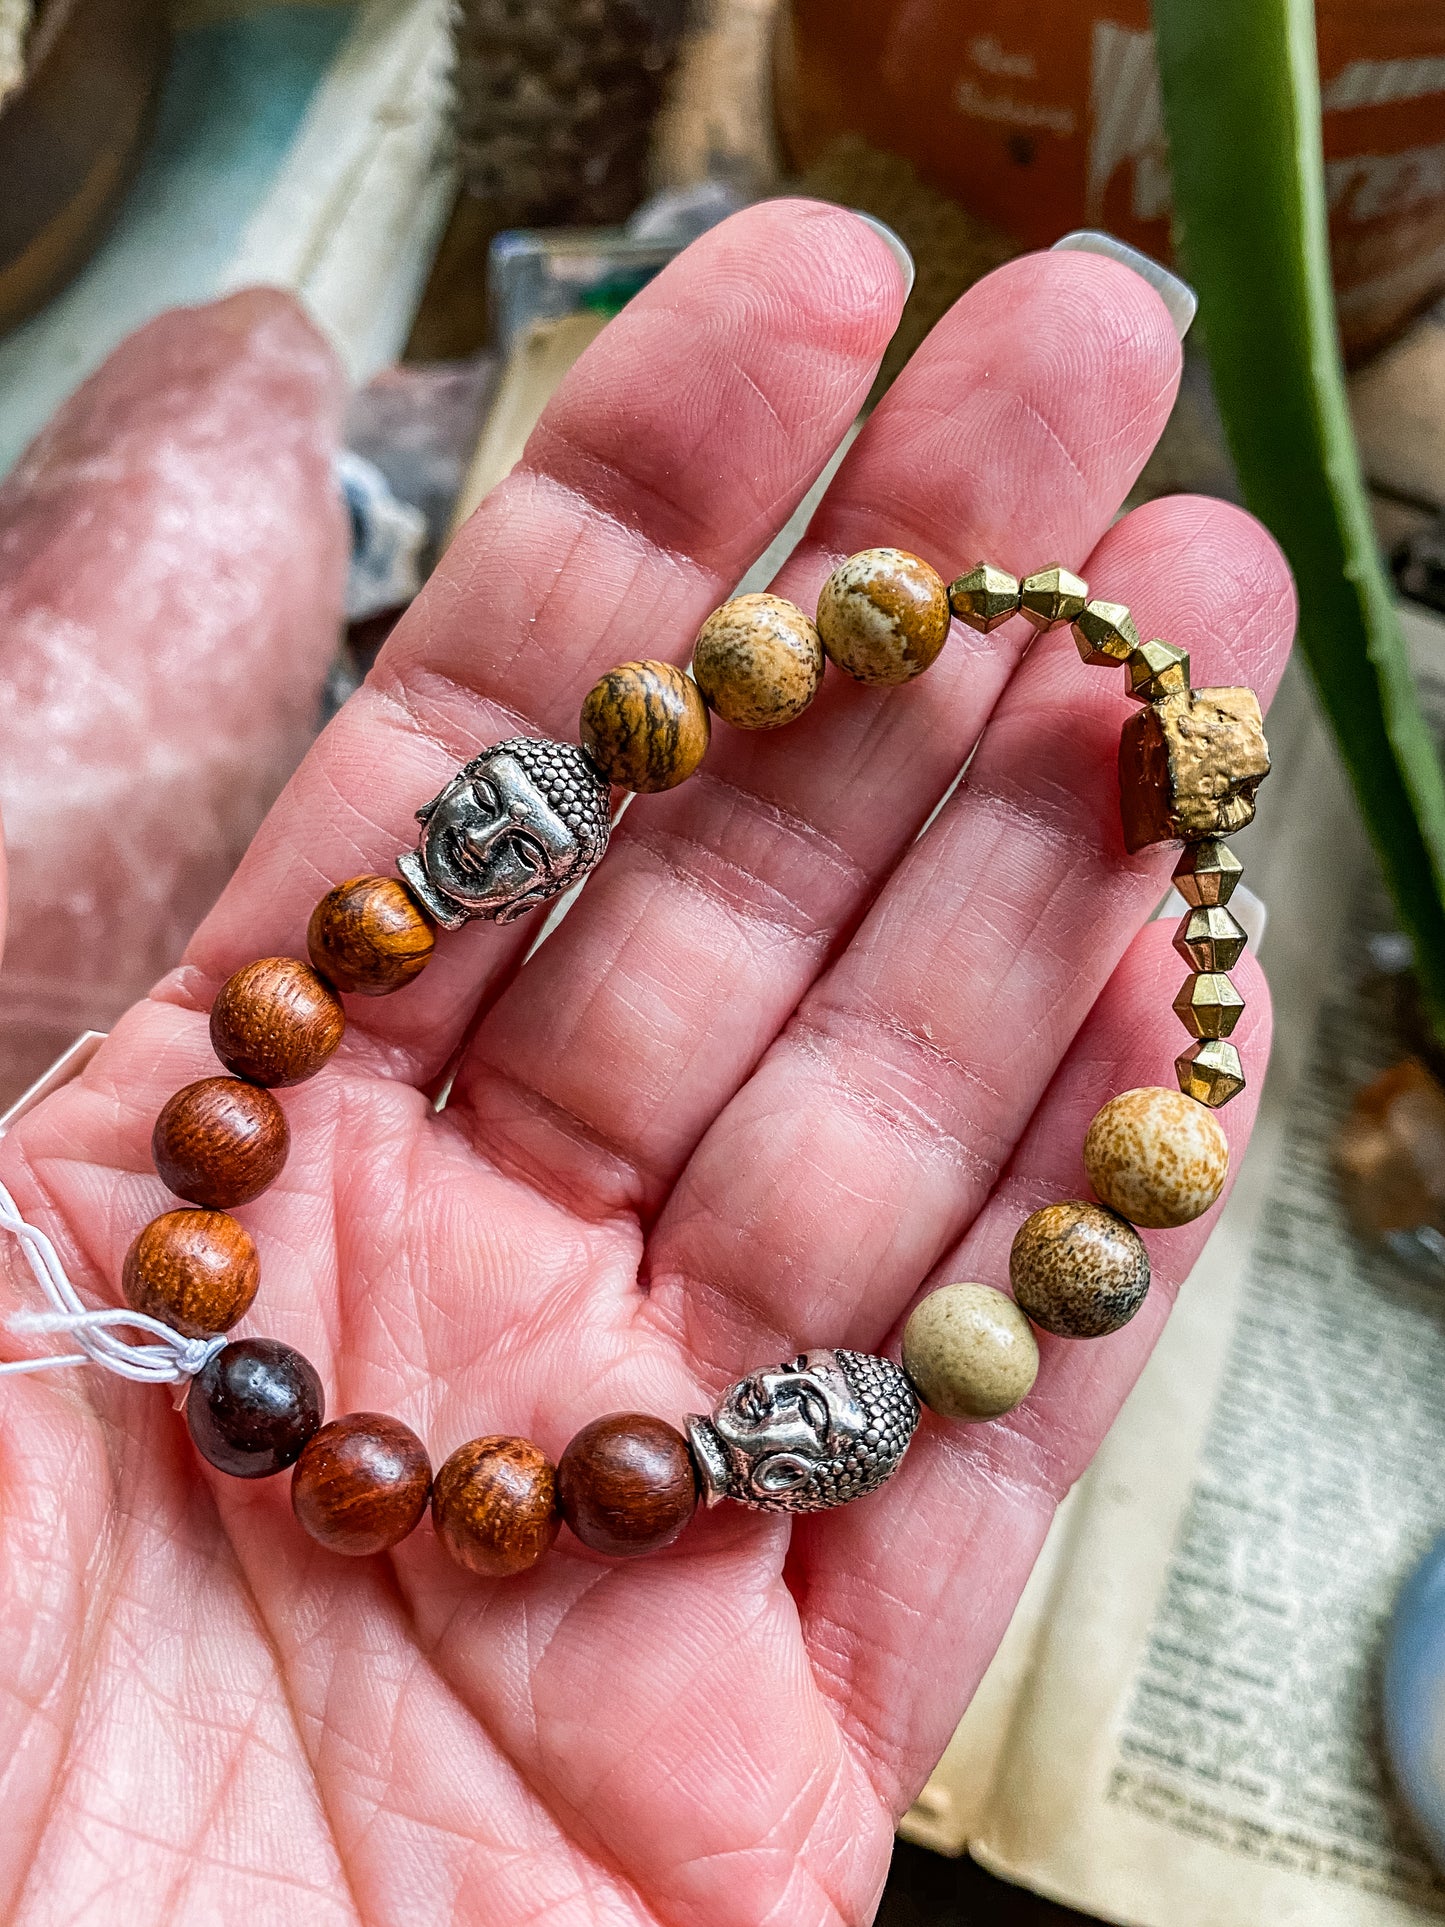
[291,1412,432,1555]
[579,660,710,793]
[307,874,436,996]
[557,1412,698,1557]
[152,1077,289,1209]
[122,1208,259,1338]
[432,1435,560,1577]
[210,956,345,1087]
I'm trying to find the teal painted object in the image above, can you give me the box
[1385,1533,1445,1867]
[0,6,355,477]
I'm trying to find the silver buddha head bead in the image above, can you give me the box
[687,1348,919,1513]
[397,737,611,928]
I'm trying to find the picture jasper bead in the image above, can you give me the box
[579,659,711,792]
[152,1076,289,1209]
[291,1412,432,1556]
[1009,1201,1150,1339]
[307,874,436,996]
[187,1337,324,1478]
[123,1208,259,1339]
[432,1435,559,1578]
[902,1283,1040,1421]
[557,1412,698,1557]
[210,956,345,1087]
[816,547,951,686]
[691,593,824,730]
[1084,1086,1230,1229]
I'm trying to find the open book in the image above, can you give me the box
[901,600,1445,1925]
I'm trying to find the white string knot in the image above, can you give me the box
[0,1180,223,1385]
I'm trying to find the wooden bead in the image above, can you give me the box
[291,1412,432,1556]
[902,1283,1039,1421]
[187,1337,323,1478]
[557,1412,698,1557]
[307,874,436,996]
[123,1208,259,1338]
[815,547,950,686]
[152,1076,288,1209]
[692,594,824,730]
[210,956,345,1087]
[579,660,710,792]
[1010,1201,1150,1339]
[1084,1086,1229,1228]
[432,1435,559,1577]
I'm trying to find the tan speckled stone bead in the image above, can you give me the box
[815,548,950,686]
[692,593,824,730]
[902,1283,1040,1421]
[1083,1086,1229,1228]
[1010,1201,1150,1338]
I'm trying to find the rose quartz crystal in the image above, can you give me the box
[0,290,349,1105]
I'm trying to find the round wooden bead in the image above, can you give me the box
[557,1412,698,1557]
[692,593,824,730]
[579,660,711,792]
[123,1208,259,1339]
[152,1076,289,1209]
[902,1283,1040,1421]
[815,547,951,686]
[307,874,436,996]
[1010,1201,1150,1339]
[432,1435,560,1578]
[291,1412,432,1556]
[187,1337,324,1478]
[1084,1086,1230,1229]
[210,956,345,1088]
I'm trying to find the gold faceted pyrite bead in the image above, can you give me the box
[1173,839,1243,907]
[1174,904,1248,972]
[1174,972,1245,1039]
[1177,1039,1246,1108]
[948,564,1020,633]
[1073,598,1141,666]
[1118,686,1271,853]
[1020,566,1089,631]
[1125,640,1190,702]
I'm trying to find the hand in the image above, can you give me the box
[0,203,1293,1926]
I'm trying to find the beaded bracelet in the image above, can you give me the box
[5,547,1269,1574]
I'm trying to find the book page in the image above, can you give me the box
[917,609,1445,1926]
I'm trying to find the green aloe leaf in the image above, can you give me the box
[1154,0,1445,1037]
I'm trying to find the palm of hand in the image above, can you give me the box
[0,205,1292,1925]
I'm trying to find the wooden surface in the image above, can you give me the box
[0,0,169,334]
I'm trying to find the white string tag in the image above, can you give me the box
[0,1180,222,1385]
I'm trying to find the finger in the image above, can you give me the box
[447,249,1183,1218]
[642,492,1294,1374]
[154,201,907,1085]
[791,925,1271,1811]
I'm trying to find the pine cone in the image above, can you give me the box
[453,0,685,228]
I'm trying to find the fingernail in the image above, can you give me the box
[852,211,916,299]
[1052,229,1197,341]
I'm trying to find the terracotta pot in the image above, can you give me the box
[0,0,169,336]
[776,0,1445,360]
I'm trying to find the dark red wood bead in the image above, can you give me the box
[557,1412,698,1558]
[152,1076,289,1208]
[210,956,345,1087]
[291,1412,432,1556]
[432,1435,559,1578]
[187,1338,324,1479]
[123,1208,259,1338]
